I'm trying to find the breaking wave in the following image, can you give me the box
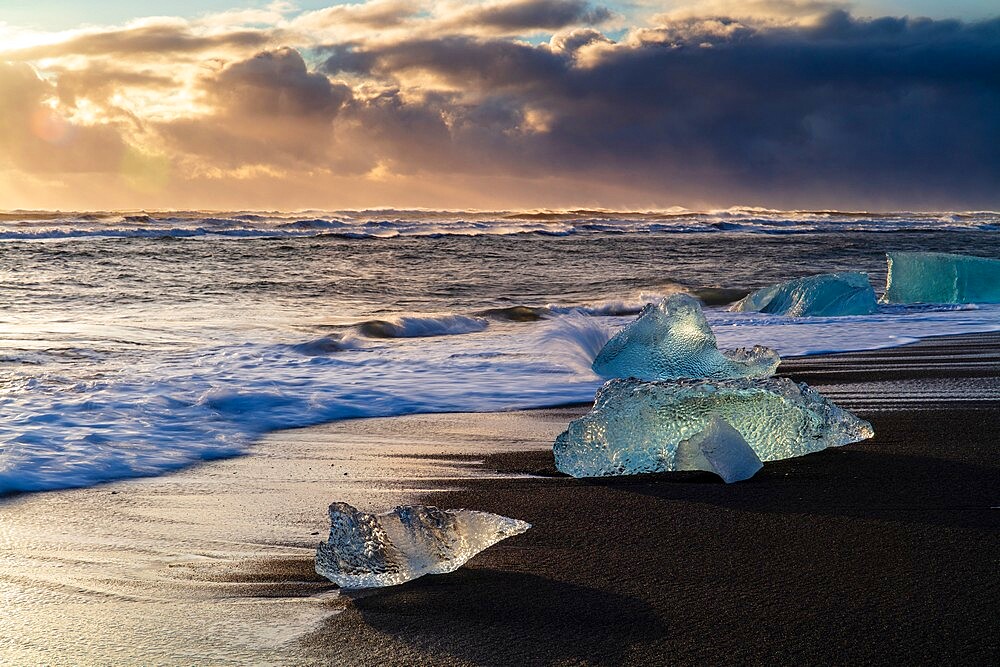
[354,314,489,338]
[3,299,1000,494]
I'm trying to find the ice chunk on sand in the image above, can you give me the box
[554,377,873,478]
[730,272,877,317]
[592,294,779,380]
[882,251,1000,304]
[315,503,530,589]
[674,416,763,483]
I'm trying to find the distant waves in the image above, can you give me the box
[0,208,998,241]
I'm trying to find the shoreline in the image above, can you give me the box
[1,332,998,664]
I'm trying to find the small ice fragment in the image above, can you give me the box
[553,377,873,478]
[674,416,763,483]
[592,294,779,380]
[882,251,1000,304]
[315,503,530,589]
[730,272,878,317]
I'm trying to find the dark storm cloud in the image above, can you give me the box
[443,0,612,32]
[325,36,567,88]
[159,48,358,171]
[322,10,1000,207]
[213,48,352,117]
[5,3,999,208]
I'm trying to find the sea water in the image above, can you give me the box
[1,208,998,493]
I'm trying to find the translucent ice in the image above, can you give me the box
[730,272,878,317]
[315,503,530,589]
[882,251,1000,304]
[674,416,763,483]
[592,294,780,380]
[554,377,873,477]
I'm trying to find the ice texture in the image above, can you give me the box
[882,251,1000,304]
[674,416,764,483]
[592,294,780,380]
[554,377,873,477]
[315,503,530,589]
[730,272,878,317]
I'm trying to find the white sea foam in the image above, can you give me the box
[547,291,677,316]
[1,303,998,494]
[0,213,997,495]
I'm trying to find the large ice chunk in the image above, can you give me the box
[315,503,530,589]
[673,416,763,483]
[882,251,1000,304]
[592,294,779,380]
[554,377,873,478]
[730,272,877,317]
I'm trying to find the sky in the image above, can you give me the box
[0,0,998,211]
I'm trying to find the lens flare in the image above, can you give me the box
[29,108,73,145]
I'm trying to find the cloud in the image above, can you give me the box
[212,47,351,117]
[656,0,851,25]
[0,63,129,173]
[549,27,613,53]
[158,48,357,172]
[319,9,1000,207]
[48,63,175,107]
[1,2,999,209]
[293,0,424,30]
[3,21,272,60]
[324,36,568,90]
[441,0,613,33]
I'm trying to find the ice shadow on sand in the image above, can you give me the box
[299,568,666,666]
[528,408,1000,530]
[582,447,999,530]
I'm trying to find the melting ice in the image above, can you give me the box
[731,272,878,317]
[673,416,764,483]
[883,252,1000,304]
[553,377,873,478]
[592,294,780,380]
[315,503,530,588]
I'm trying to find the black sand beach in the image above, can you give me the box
[302,333,1000,666]
[7,2,1000,664]
[1,333,998,665]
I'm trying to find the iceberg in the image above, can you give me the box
[315,503,530,589]
[673,416,764,483]
[554,377,873,478]
[882,251,1000,304]
[730,272,878,317]
[592,294,780,380]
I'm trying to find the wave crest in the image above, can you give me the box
[355,314,489,338]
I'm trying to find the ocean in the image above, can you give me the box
[1,208,998,494]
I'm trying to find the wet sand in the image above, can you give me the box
[2,333,999,665]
